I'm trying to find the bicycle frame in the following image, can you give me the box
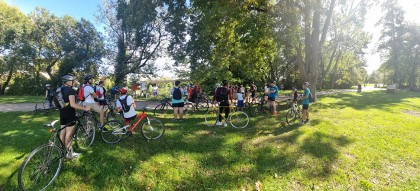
[128,111,149,131]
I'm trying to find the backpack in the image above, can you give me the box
[77,85,90,101]
[119,96,132,113]
[173,87,182,100]
[53,87,67,109]
[216,87,229,102]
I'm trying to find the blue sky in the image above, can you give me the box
[4,0,101,24]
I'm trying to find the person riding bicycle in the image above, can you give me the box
[82,75,105,128]
[59,75,90,159]
[213,80,233,127]
[45,84,55,108]
[116,87,137,134]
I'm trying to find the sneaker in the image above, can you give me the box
[216,121,223,126]
[66,151,80,159]
[173,118,178,121]
[223,123,227,127]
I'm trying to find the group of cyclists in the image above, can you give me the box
[47,73,312,159]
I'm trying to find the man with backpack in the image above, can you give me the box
[213,80,233,127]
[116,87,137,134]
[171,80,184,121]
[300,82,312,125]
[80,75,105,128]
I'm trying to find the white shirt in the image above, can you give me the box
[96,86,104,100]
[153,86,158,92]
[240,87,245,93]
[264,86,269,94]
[237,92,244,101]
[116,95,136,118]
[84,85,96,104]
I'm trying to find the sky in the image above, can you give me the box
[4,0,420,75]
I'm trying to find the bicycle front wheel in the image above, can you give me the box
[205,109,218,127]
[229,111,249,129]
[101,120,124,144]
[286,109,298,125]
[153,104,168,116]
[141,119,165,140]
[18,144,63,191]
[75,121,96,150]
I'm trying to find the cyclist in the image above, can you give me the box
[83,75,105,128]
[300,82,311,125]
[45,84,55,108]
[59,75,90,159]
[116,87,137,133]
[267,80,279,116]
[170,80,184,121]
[213,80,233,127]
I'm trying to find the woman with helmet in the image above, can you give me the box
[60,75,91,159]
[45,84,55,108]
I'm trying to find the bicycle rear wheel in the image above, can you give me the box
[141,119,165,140]
[18,144,63,191]
[229,111,249,129]
[75,121,95,150]
[153,104,168,116]
[101,120,124,144]
[205,109,218,127]
[286,109,298,125]
[184,102,196,115]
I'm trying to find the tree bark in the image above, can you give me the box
[0,68,14,95]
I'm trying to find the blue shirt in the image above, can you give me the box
[302,88,311,105]
[268,85,278,98]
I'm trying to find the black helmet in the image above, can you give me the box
[84,75,92,80]
[61,75,76,82]
[222,80,229,86]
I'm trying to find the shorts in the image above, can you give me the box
[303,104,309,110]
[172,102,184,107]
[124,115,136,121]
[84,102,104,113]
[60,108,77,126]
[268,97,276,101]
[237,100,244,107]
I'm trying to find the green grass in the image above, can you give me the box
[0,95,44,104]
[1,90,419,190]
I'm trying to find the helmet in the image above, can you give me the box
[119,87,127,94]
[45,84,51,87]
[61,75,76,82]
[304,82,309,87]
[215,83,221,87]
[84,75,92,81]
[270,80,276,84]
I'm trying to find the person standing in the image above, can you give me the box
[59,75,90,159]
[82,75,105,128]
[45,84,55,108]
[213,80,233,127]
[300,82,312,125]
[152,85,159,97]
[236,89,244,111]
[171,80,184,121]
[267,80,279,116]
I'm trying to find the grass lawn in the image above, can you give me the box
[1,90,419,190]
[0,95,44,104]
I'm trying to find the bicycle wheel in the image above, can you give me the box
[250,103,263,116]
[75,121,95,150]
[286,109,298,125]
[18,144,63,191]
[153,104,168,116]
[101,120,124,144]
[205,109,218,127]
[229,111,249,129]
[106,109,118,122]
[141,119,165,140]
[184,102,196,115]
[42,100,49,109]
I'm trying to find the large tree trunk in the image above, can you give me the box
[0,68,14,95]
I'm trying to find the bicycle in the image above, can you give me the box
[286,99,303,125]
[191,93,210,112]
[153,96,195,116]
[205,104,250,128]
[101,98,120,121]
[18,114,93,190]
[101,105,166,144]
